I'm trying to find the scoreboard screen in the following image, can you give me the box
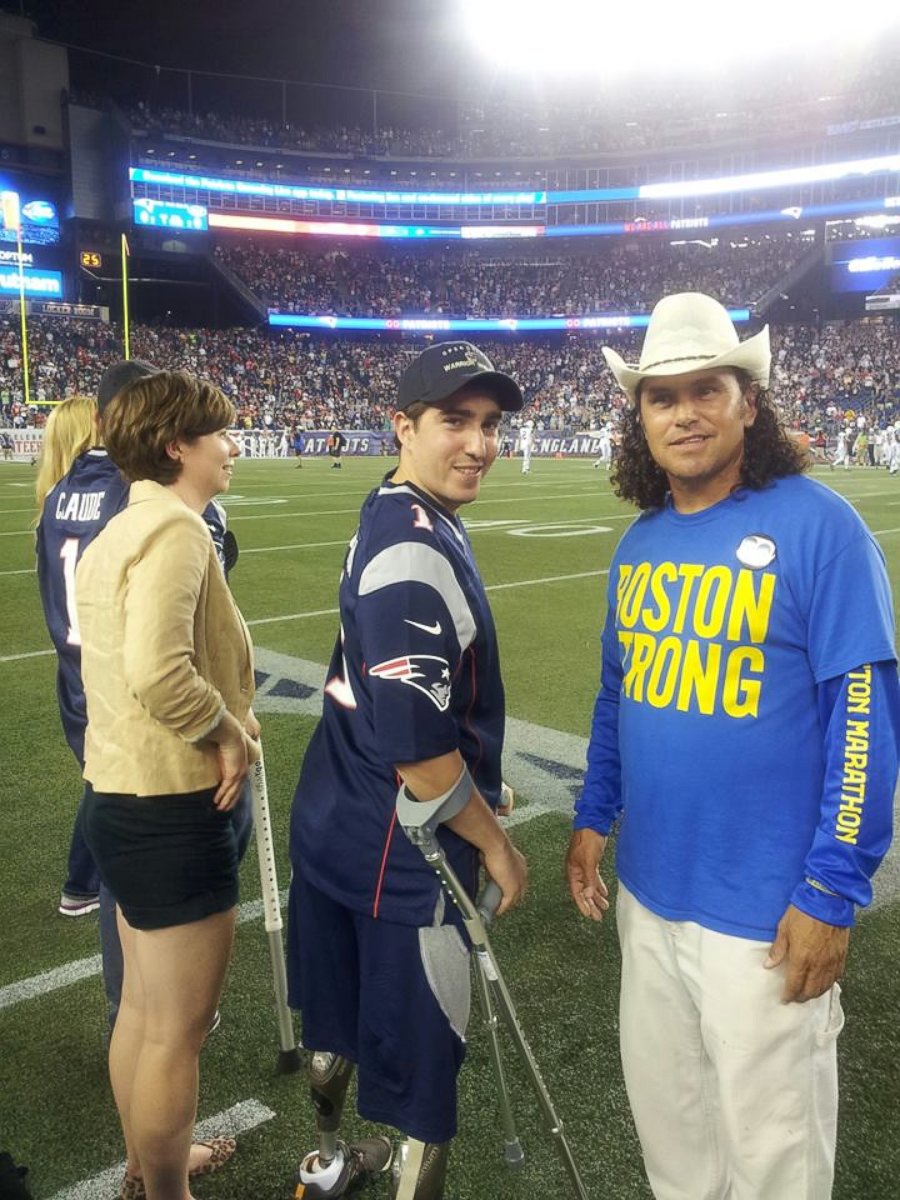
[830,236,900,292]
[0,171,61,247]
[133,198,208,232]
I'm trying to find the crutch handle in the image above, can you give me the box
[476,879,503,925]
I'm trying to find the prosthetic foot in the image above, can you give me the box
[294,1053,393,1198]
[390,1140,449,1200]
[295,1137,393,1199]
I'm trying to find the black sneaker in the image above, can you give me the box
[58,892,100,917]
[293,1137,393,1199]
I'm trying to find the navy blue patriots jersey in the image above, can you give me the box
[202,499,228,571]
[290,475,506,926]
[36,449,228,763]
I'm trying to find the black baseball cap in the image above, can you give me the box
[97,358,158,412]
[396,341,524,413]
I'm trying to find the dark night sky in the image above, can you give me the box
[19,0,469,96]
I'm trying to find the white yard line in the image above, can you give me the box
[0,565,611,661]
[241,538,350,555]
[0,647,54,664]
[46,1099,276,1200]
[0,892,287,1011]
[242,568,608,628]
[226,491,620,522]
[0,494,629,535]
[246,607,339,627]
[487,568,608,591]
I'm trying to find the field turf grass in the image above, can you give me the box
[1,455,898,1199]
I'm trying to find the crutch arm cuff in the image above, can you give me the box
[396,765,473,836]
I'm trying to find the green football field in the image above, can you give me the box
[1,455,898,1200]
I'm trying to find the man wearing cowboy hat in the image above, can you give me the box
[565,293,899,1199]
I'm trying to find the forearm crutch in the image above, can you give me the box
[397,789,590,1200]
[469,890,524,1168]
[250,749,302,1073]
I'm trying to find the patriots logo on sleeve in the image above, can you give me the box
[370,654,452,712]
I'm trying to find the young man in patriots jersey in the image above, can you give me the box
[36,360,239,1023]
[287,342,528,1200]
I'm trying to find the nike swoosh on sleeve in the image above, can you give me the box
[404,618,442,635]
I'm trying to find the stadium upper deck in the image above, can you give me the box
[66,23,900,239]
[98,27,900,171]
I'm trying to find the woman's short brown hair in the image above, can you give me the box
[102,370,236,484]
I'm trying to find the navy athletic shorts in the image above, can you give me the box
[287,867,470,1144]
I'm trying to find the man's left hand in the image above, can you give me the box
[764,905,849,1003]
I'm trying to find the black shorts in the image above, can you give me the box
[81,783,241,931]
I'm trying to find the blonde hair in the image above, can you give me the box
[35,395,99,516]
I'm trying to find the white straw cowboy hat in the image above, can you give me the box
[602,293,771,404]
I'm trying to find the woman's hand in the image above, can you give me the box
[244,707,261,740]
[209,711,251,810]
[213,732,249,810]
[243,707,262,765]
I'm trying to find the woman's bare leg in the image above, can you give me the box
[126,908,236,1200]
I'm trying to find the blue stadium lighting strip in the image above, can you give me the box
[267,310,751,333]
[132,152,900,209]
[130,168,546,207]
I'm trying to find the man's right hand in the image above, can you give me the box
[565,828,610,921]
[482,839,528,917]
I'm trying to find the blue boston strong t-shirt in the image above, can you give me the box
[577,474,897,940]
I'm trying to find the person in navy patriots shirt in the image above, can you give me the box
[35,359,242,1027]
[35,394,116,916]
[287,342,528,1200]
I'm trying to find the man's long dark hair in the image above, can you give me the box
[611,369,807,511]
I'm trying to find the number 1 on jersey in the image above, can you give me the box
[59,537,82,646]
[324,624,357,709]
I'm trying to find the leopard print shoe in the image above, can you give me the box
[119,1137,236,1199]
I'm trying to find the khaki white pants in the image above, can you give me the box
[616,886,843,1200]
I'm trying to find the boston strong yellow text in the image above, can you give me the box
[615,562,776,718]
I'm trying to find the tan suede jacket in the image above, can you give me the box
[76,479,254,796]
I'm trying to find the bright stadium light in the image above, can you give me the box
[460,0,900,77]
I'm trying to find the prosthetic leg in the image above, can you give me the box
[390,1139,450,1200]
[294,1053,393,1200]
[396,773,590,1200]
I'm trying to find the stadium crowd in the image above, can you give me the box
[214,236,812,317]
[2,315,898,438]
[118,41,900,161]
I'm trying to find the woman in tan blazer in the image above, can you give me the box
[76,371,258,1200]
